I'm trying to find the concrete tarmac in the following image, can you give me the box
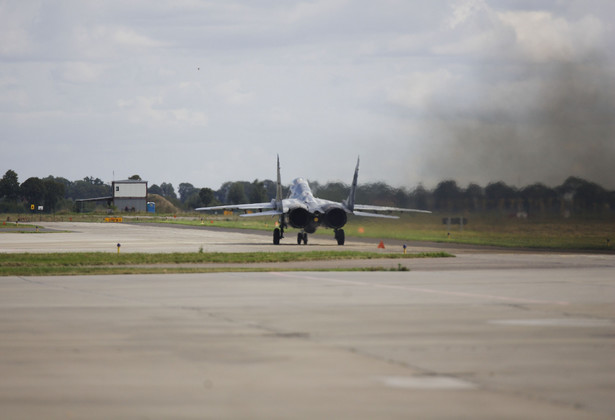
[0,221,468,254]
[1,222,614,419]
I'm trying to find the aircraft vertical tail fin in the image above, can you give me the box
[344,156,359,212]
[275,155,283,210]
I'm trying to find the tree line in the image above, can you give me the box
[2,168,614,216]
[143,176,615,217]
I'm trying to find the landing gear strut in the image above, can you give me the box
[297,232,308,245]
[335,229,345,245]
[273,217,287,245]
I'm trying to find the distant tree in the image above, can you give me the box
[148,184,163,195]
[433,180,462,212]
[184,192,202,209]
[178,183,197,202]
[464,183,484,211]
[42,178,66,212]
[215,182,232,203]
[262,179,278,200]
[249,179,268,203]
[315,182,347,202]
[557,176,587,195]
[199,188,218,207]
[359,182,394,206]
[410,184,430,210]
[21,177,45,206]
[392,187,410,208]
[0,169,20,200]
[69,177,111,199]
[128,175,142,181]
[575,181,608,212]
[83,176,106,186]
[485,181,518,211]
[47,176,71,197]
[160,182,177,199]
[227,182,247,204]
[557,177,611,212]
[521,183,557,214]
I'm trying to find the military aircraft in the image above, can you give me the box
[196,157,431,245]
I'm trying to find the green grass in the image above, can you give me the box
[0,251,452,276]
[3,211,614,250]
[155,212,615,250]
[343,213,615,250]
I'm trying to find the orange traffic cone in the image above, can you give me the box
[377,241,385,249]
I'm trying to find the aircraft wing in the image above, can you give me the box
[352,204,432,215]
[352,210,400,219]
[195,202,276,212]
[239,210,283,217]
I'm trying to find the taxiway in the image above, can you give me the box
[0,222,614,419]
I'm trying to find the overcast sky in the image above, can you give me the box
[2,0,614,190]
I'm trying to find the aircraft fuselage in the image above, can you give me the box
[285,178,348,234]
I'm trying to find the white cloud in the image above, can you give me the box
[214,79,254,105]
[447,0,489,29]
[498,11,609,62]
[0,1,40,56]
[117,96,208,127]
[386,70,456,110]
[52,62,106,84]
[73,24,167,60]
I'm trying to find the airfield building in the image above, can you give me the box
[75,179,148,212]
[112,180,148,212]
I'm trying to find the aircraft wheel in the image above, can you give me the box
[335,229,345,245]
[297,232,308,245]
[273,228,281,245]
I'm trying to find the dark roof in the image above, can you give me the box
[75,196,113,203]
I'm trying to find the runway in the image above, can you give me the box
[1,222,614,419]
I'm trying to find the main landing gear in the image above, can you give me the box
[294,230,344,245]
[273,220,286,245]
[273,227,345,246]
[335,229,345,245]
[297,232,308,245]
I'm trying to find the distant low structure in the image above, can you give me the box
[76,179,148,212]
[112,180,148,212]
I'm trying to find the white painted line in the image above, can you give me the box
[377,376,477,390]
[490,318,612,327]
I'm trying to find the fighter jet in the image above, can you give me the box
[196,156,431,245]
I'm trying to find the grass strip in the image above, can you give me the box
[0,251,452,276]
[0,266,416,276]
[140,215,615,250]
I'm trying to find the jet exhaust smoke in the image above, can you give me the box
[421,58,615,189]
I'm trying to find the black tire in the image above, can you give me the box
[273,228,281,245]
[303,233,308,245]
[335,229,345,245]
[297,232,303,245]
